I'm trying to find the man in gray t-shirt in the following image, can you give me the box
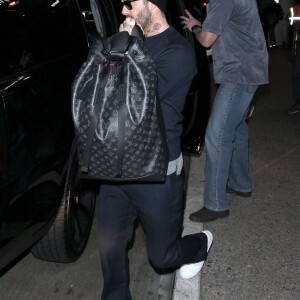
[181,0,269,222]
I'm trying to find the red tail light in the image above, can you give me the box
[201,1,207,7]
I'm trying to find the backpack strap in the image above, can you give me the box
[131,25,144,39]
[101,27,144,56]
[102,31,131,55]
[80,62,110,174]
[80,28,143,175]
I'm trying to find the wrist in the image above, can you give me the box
[191,24,201,33]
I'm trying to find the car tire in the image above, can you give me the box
[31,147,97,263]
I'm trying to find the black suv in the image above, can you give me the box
[0,0,103,272]
[0,0,210,274]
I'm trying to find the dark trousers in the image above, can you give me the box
[268,24,276,46]
[97,173,208,300]
[293,52,300,104]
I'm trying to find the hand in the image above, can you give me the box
[180,9,201,32]
[119,17,136,35]
[18,50,33,69]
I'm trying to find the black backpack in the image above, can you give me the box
[71,27,168,182]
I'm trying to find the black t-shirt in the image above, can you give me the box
[144,27,196,160]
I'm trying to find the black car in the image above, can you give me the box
[0,0,210,274]
[0,0,103,272]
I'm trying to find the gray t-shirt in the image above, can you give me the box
[202,0,269,85]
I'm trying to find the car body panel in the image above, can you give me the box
[0,0,89,271]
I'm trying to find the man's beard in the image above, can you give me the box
[135,6,152,30]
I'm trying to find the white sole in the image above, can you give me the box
[179,230,213,279]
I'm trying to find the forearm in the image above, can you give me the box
[192,26,218,48]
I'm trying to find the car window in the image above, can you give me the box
[166,0,188,37]
[0,96,9,180]
[0,111,4,176]
[0,138,3,176]
[183,0,207,21]
[0,7,29,77]
[102,0,119,34]
[79,0,106,39]
[0,0,87,79]
[111,0,125,25]
[78,0,119,40]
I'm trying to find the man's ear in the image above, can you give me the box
[147,1,158,11]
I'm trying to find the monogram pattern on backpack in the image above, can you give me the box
[71,32,168,181]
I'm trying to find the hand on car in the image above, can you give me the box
[18,50,33,69]
[180,9,201,32]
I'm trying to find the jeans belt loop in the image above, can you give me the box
[167,153,183,176]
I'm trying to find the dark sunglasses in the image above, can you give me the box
[122,0,138,10]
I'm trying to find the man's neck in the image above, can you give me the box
[144,18,169,37]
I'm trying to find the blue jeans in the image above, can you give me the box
[204,83,258,211]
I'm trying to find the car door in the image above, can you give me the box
[0,0,89,264]
[167,0,210,154]
[78,0,119,41]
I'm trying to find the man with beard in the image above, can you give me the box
[96,1,213,299]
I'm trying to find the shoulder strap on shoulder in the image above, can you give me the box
[131,25,144,39]
[102,31,131,56]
